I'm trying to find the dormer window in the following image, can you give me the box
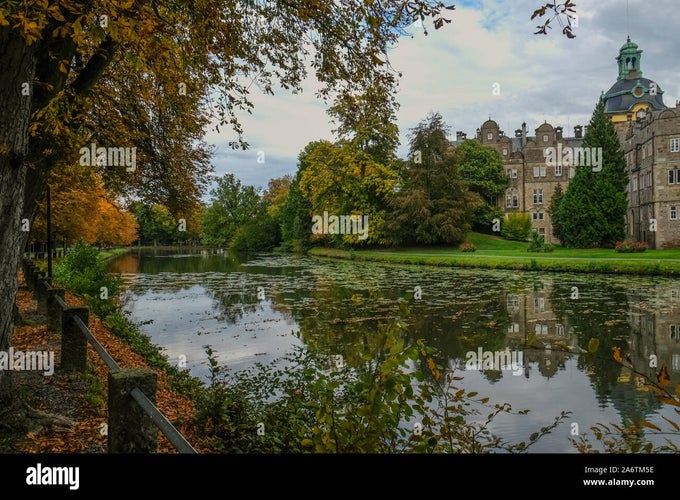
[487,133,493,140]
[543,135,548,142]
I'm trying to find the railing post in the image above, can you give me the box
[22,259,33,282]
[24,262,36,291]
[108,367,158,453]
[30,268,43,296]
[61,307,89,372]
[36,276,50,314]
[46,288,66,333]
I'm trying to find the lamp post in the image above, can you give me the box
[47,185,52,279]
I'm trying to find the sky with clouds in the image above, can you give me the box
[201,0,680,196]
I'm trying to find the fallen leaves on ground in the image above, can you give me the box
[11,271,214,454]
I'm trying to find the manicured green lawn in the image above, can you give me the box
[308,233,680,276]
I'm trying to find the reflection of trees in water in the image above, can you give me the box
[264,268,514,381]
[209,286,263,324]
[549,279,632,404]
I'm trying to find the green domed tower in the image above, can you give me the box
[601,37,667,135]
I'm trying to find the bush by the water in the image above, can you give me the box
[53,241,121,315]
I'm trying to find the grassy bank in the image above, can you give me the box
[309,233,680,276]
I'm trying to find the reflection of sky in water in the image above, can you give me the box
[121,283,302,381]
[114,251,680,453]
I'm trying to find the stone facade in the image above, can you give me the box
[451,38,680,249]
[620,104,680,248]
[453,119,584,244]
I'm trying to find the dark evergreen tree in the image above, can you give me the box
[548,182,564,243]
[386,112,481,246]
[556,101,627,248]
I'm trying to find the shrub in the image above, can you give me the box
[527,230,555,253]
[614,240,647,253]
[458,242,476,252]
[53,241,121,316]
[501,213,532,241]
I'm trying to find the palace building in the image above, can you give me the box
[454,38,680,248]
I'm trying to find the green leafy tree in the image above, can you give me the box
[327,85,400,165]
[298,140,398,247]
[387,112,481,246]
[455,140,508,231]
[280,172,313,253]
[201,173,265,247]
[556,101,627,248]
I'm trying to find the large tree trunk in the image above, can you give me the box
[0,26,36,403]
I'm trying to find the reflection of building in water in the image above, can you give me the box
[503,287,577,379]
[628,285,680,387]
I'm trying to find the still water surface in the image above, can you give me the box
[108,248,680,452]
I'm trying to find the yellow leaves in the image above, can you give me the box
[0,10,9,27]
[637,421,661,432]
[14,17,42,46]
[587,338,599,353]
[612,346,622,363]
[58,59,69,74]
[47,4,66,22]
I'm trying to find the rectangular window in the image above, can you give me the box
[671,138,679,153]
[512,169,518,178]
[533,189,543,204]
[669,169,676,184]
[538,227,545,235]
[555,165,562,176]
[487,132,493,140]
[533,167,539,177]
[543,135,548,143]
[535,324,548,335]
[506,168,511,177]
[502,148,508,156]
[507,323,519,333]
[633,177,638,191]
[534,297,545,312]
[507,294,519,311]
[671,206,677,220]
[532,212,544,221]
[671,324,680,341]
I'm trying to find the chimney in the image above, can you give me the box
[456,131,467,141]
[555,126,563,140]
[574,125,583,138]
[521,122,527,147]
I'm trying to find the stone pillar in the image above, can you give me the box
[108,367,158,453]
[61,307,89,372]
[46,288,66,333]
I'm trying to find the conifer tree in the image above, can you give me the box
[556,101,627,248]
